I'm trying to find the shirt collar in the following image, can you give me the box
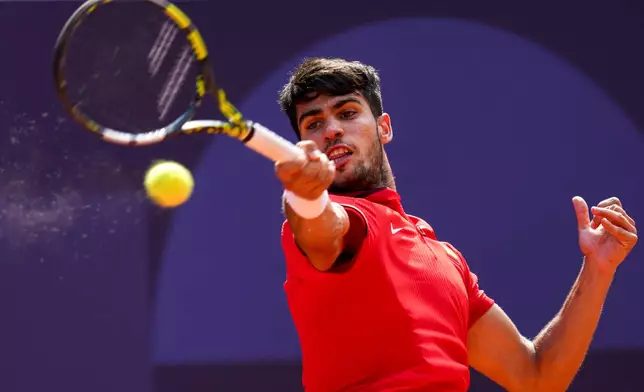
[331,187,409,220]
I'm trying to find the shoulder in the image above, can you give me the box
[329,194,383,223]
[408,214,469,271]
[280,195,387,270]
[407,214,437,239]
[281,194,386,237]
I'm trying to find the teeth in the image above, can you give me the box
[327,148,350,159]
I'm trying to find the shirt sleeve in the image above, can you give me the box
[441,242,495,328]
[465,268,495,327]
[281,196,371,276]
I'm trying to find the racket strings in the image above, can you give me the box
[157,45,193,121]
[60,2,199,134]
[147,21,178,78]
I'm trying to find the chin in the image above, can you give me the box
[335,165,348,174]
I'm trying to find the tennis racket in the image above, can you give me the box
[53,0,303,163]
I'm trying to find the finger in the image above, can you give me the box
[297,156,335,194]
[302,150,330,176]
[297,141,323,161]
[600,218,638,244]
[300,149,323,162]
[289,167,329,200]
[592,206,637,234]
[275,159,306,185]
[308,171,333,197]
[607,205,636,227]
[275,156,306,173]
[311,148,329,164]
[300,160,329,187]
[276,143,308,166]
[572,196,591,231]
[316,160,336,192]
[592,206,636,232]
[591,197,622,228]
[591,198,623,229]
[596,197,622,208]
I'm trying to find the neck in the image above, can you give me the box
[380,153,396,191]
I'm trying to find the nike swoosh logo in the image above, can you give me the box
[390,223,403,235]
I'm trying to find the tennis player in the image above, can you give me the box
[275,57,638,392]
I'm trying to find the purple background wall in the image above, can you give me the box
[1,1,643,391]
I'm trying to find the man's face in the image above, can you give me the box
[295,92,391,193]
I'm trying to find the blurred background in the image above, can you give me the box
[1,0,643,391]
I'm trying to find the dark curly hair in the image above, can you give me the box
[278,57,384,139]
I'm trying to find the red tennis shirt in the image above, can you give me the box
[281,188,495,392]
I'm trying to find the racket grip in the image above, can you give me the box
[246,122,304,162]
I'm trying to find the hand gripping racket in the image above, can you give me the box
[53,0,303,163]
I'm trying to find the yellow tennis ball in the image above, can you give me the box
[144,160,194,208]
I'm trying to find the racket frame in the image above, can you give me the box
[54,0,303,162]
[53,0,250,146]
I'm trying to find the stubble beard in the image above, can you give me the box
[328,136,390,194]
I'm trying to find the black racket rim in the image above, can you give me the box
[52,0,218,146]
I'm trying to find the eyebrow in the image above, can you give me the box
[297,97,363,127]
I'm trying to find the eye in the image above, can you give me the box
[306,120,321,130]
[339,110,357,119]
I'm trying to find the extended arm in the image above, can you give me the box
[283,198,349,271]
[468,262,613,391]
[277,141,366,271]
[468,197,637,391]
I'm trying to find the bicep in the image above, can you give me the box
[468,304,539,392]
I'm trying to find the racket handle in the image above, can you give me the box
[246,122,304,162]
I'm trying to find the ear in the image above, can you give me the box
[376,113,393,145]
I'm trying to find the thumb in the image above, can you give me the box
[275,155,307,181]
[572,196,590,231]
[297,141,323,161]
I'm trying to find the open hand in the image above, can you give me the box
[573,196,638,274]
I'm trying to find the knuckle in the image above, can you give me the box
[275,166,287,179]
[599,197,620,207]
[275,160,289,170]
[277,172,294,185]
[276,161,293,172]
[297,140,318,150]
[609,197,622,206]
[304,163,322,179]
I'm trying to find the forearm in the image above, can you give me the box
[284,199,348,244]
[283,197,349,269]
[532,258,614,391]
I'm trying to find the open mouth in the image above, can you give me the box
[326,146,353,168]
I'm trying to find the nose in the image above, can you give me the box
[324,120,344,141]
